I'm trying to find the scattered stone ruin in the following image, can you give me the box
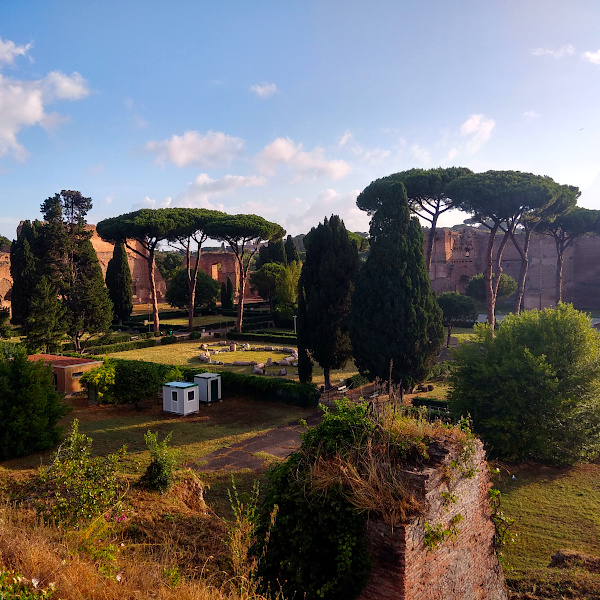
[358,439,507,600]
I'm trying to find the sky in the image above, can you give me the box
[1,1,600,242]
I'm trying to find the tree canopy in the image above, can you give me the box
[539,206,600,303]
[465,273,517,304]
[349,184,444,392]
[437,292,477,347]
[297,215,359,389]
[97,208,184,332]
[445,171,562,329]
[208,214,285,332]
[105,241,133,325]
[165,268,219,312]
[356,167,472,270]
[449,304,600,465]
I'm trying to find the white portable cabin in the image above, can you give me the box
[163,381,199,415]
[194,373,222,403]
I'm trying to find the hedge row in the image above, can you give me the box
[109,359,319,408]
[86,338,159,355]
[62,333,133,351]
[227,331,297,344]
[192,319,236,331]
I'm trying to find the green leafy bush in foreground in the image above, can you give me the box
[449,303,600,464]
[138,431,179,493]
[0,569,57,599]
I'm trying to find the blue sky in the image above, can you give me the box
[1,1,600,241]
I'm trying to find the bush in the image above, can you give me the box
[226,331,297,344]
[189,330,202,340]
[345,373,369,389]
[80,361,116,403]
[160,335,178,345]
[138,431,179,493]
[0,347,68,460]
[449,303,600,464]
[36,420,126,526]
[114,360,165,407]
[86,338,158,355]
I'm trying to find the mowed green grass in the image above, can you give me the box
[104,337,359,388]
[495,461,600,587]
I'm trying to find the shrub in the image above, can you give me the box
[449,303,600,464]
[36,420,127,526]
[114,360,165,407]
[189,330,202,340]
[86,338,157,355]
[0,569,57,599]
[138,431,179,493]
[226,331,297,344]
[0,347,68,460]
[160,335,178,345]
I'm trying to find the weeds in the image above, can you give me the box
[138,431,179,494]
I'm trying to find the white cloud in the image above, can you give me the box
[172,172,266,208]
[460,113,495,153]
[338,131,353,147]
[582,49,600,65]
[135,196,173,209]
[442,147,458,163]
[0,37,31,66]
[523,110,541,119]
[43,71,89,101]
[250,82,278,98]
[145,130,245,168]
[258,137,351,181]
[532,44,574,58]
[410,144,430,164]
[284,188,369,235]
[0,39,90,161]
[338,130,391,165]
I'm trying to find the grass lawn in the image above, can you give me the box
[105,337,359,389]
[495,461,600,597]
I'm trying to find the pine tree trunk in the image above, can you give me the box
[556,251,564,304]
[324,367,331,390]
[511,228,532,315]
[425,214,438,273]
[484,224,498,329]
[236,278,245,333]
[147,251,159,333]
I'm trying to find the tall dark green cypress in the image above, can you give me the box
[226,277,235,309]
[297,215,359,389]
[66,238,113,352]
[105,241,133,325]
[25,276,67,354]
[284,234,300,264]
[349,182,444,391]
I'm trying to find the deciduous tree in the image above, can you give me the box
[449,303,600,465]
[165,268,219,313]
[298,215,359,390]
[349,183,443,393]
[437,292,477,347]
[465,273,517,304]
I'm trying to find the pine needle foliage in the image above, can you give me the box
[349,182,444,390]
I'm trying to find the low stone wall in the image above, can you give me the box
[359,439,507,600]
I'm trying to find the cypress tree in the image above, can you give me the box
[285,234,300,264]
[65,238,113,352]
[105,241,133,325]
[25,276,67,354]
[297,215,359,389]
[220,281,228,308]
[349,182,444,392]
[226,277,235,309]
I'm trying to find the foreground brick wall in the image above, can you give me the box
[359,440,507,600]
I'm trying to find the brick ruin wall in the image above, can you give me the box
[358,439,507,600]
[3,224,600,311]
[429,227,600,310]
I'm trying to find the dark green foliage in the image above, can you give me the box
[256,402,374,599]
[0,347,68,460]
[114,360,164,407]
[449,303,600,464]
[249,262,286,311]
[105,241,133,325]
[25,276,67,354]
[138,431,178,493]
[165,268,219,312]
[0,308,12,339]
[9,220,45,326]
[65,238,113,351]
[298,215,359,389]
[225,277,235,309]
[86,338,158,355]
[465,273,517,303]
[349,184,444,389]
[226,331,296,343]
[154,251,183,281]
[437,292,477,347]
[284,234,300,263]
[160,335,178,345]
[0,235,10,248]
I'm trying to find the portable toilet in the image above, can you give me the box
[194,373,222,403]
[163,381,199,415]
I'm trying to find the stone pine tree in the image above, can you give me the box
[349,182,444,394]
[297,215,359,390]
[105,241,133,325]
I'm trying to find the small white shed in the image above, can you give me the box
[194,373,222,403]
[163,381,199,415]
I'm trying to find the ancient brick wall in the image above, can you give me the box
[429,228,600,310]
[0,252,11,309]
[358,440,507,600]
[197,251,260,299]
